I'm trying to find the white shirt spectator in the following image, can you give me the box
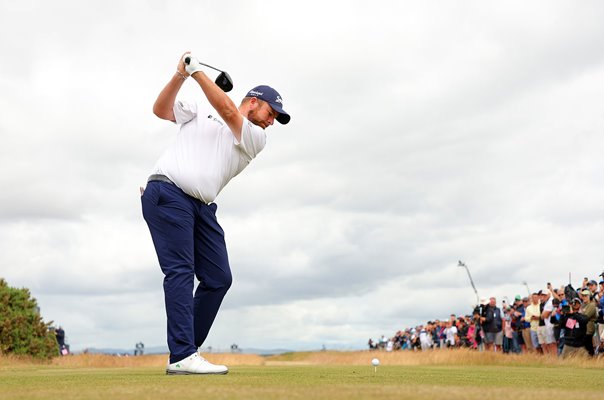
[445,326,458,346]
[543,298,554,328]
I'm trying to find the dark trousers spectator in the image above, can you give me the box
[502,336,511,353]
[584,334,595,356]
[510,331,521,353]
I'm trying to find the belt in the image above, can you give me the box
[148,174,175,185]
[146,174,211,205]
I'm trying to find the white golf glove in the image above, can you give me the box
[184,54,204,76]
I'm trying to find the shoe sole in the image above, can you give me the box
[166,369,229,375]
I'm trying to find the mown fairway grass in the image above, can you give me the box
[2,351,604,400]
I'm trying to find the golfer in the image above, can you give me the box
[142,52,290,375]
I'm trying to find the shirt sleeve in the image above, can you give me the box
[235,118,267,160]
[584,304,597,320]
[173,100,198,125]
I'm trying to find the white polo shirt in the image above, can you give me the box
[543,298,554,328]
[151,100,266,203]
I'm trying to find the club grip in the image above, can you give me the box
[184,56,191,65]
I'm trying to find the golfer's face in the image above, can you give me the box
[249,100,276,129]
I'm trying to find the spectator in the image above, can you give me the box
[483,297,503,352]
[549,297,562,347]
[539,288,557,355]
[431,321,440,349]
[55,326,68,356]
[437,321,446,349]
[134,342,145,356]
[580,288,597,356]
[507,304,522,354]
[588,280,598,299]
[399,330,410,350]
[552,288,564,312]
[474,309,485,351]
[510,295,524,353]
[419,325,431,351]
[597,280,604,351]
[378,335,387,350]
[556,298,589,358]
[518,297,533,353]
[410,328,420,350]
[457,317,470,348]
[393,331,404,350]
[525,293,542,352]
[502,305,513,353]
[478,298,487,318]
[444,321,457,348]
[55,326,65,347]
[450,314,458,329]
[386,337,394,352]
[466,314,478,349]
[557,286,566,300]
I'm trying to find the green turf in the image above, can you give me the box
[2,364,604,400]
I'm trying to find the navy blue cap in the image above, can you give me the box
[246,85,290,125]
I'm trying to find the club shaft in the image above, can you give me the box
[184,57,222,73]
[197,61,222,73]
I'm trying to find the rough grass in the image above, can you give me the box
[2,350,604,400]
[267,349,604,368]
[0,352,265,368]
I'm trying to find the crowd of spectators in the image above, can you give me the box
[368,275,604,358]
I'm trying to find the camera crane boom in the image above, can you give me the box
[458,260,480,306]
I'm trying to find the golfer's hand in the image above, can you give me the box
[177,52,190,77]
[184,53,204,76]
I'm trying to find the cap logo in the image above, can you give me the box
[249,90,264,96]
[275,96,282,104]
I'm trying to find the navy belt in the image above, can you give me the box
[148,174,175,185]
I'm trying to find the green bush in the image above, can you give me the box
[0,278,58,359]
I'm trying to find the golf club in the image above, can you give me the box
[184,56,233,92]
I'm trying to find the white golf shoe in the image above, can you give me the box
[166,353,228,375]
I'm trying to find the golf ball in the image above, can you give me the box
[371,358,380,366]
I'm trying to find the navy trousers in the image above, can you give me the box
[141,181,232,364]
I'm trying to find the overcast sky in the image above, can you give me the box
[1,0,604,352]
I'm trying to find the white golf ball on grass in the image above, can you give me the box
[371,358,380,366]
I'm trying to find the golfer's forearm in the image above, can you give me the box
[153,73,185,121]
[191,72,240,125]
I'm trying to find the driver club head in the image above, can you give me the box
[183,56,233,92]
[215,71,233,92]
